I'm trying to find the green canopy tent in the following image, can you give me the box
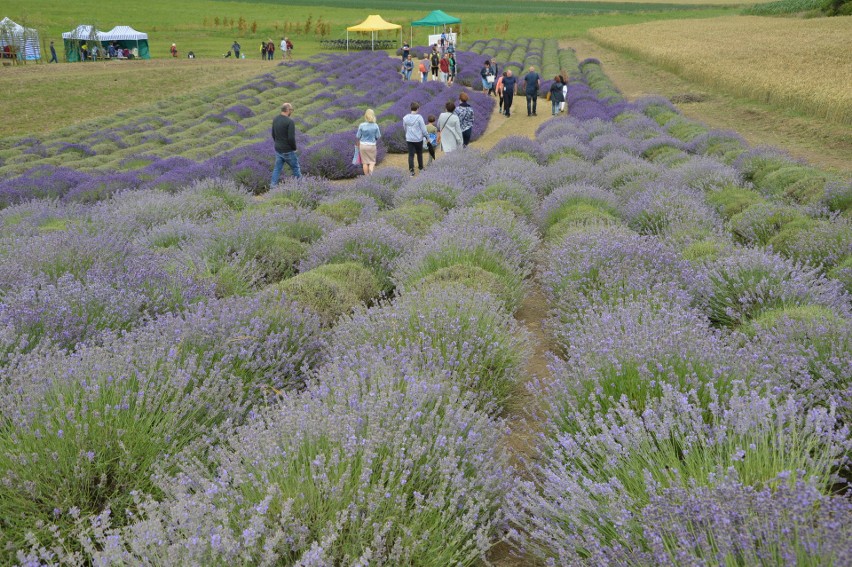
[100,26,150,59]
[61,25,102,62]
[410,10,461,47]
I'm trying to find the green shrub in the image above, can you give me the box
[203,232,306,297]
[275,262,381,325]
[739,304,843,337]
[471,181,538,218]
[706,186,765,220]
[316,198,366,225]
[473,199,527,219]
[396,246,526,312]
[377,202,444,236]
[415,264,511,309]
[546,205,621,241]
[728,202,808,245]
[682,237,729,263]
[757,165,827,199]
[665,118,708,142]
[827,255,852,293]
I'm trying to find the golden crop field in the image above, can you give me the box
[589,16,852,124]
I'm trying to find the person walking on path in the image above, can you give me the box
[480,60,493,93]
[560,74,569,114]
[439,54,450,84]
[271,102,302,185]
[402,41,410,62]
[48,41,58,63]
[402,55,414,81]
[549,76,565,116]
[448,53,457,86]
[356,109,381,176]
[502,70,517,117]
[232,40,241,59]
[261,42,267,59]
[496,72,506,114]
[437,101,463,154]
[488,58,499,96]
[430,51,440,81]
[455,92,474,148]
[403,102,429,176]
[280,37,287,61]
[419,55,429,84]
[425,115,438,165]
[266,41,275,60]
[524,65,541,116]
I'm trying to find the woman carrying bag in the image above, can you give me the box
[437,101,463,154]
[355,109,381,176]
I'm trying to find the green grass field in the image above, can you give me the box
[7,0,734,60]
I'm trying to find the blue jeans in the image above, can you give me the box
[403,69,412,81]
[552,100,561,115]
[271,150,301,185]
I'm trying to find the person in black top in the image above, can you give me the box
[502,70,517,117]
[232,40,241,59]
[524,66,541,116]
[271,102,302,185]
[402,41,410,62]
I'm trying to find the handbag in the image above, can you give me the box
[485,74,495,83]
[352,147,361,166]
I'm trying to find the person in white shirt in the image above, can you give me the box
[280,38,288,61]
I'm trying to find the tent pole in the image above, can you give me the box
[346,31,349,53]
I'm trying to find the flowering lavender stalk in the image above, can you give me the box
[331,284,530,410]
[703,246,850,327]
[300,219,414,290]
[0,292,325,562]
[73,350,511,567]
[508,385,851,564]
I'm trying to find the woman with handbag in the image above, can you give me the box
[437,101,463,154]
[356,109,381,176]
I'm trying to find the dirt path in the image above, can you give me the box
[379,92,553,172]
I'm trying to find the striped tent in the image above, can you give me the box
[100,26,150,59]
[0,17,41,61]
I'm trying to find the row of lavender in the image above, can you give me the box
[0,49,494,205]
[485,72,851,561]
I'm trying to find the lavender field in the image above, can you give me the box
[1,40,852,566]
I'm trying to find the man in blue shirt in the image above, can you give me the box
[523,66,541,116]
[502,70,517,117]
[232,40,241,59]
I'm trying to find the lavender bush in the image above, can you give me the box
[69,351,511,567]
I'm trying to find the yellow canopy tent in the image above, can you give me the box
[346,15,401,52]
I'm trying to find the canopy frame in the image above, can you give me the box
[346,14,402,52]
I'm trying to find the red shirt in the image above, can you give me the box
[439,59,449,73]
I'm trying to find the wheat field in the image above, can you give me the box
[590,16,852,124]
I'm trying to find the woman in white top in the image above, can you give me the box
[561,74,568,113]
[356,109,381,176]
[437,101,463,154]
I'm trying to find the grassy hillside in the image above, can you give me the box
[6,0,733,60]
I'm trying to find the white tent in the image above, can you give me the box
[99,25,150,59]
[0,17,41,61]
[61,24,104,41]
[100,26,147,42]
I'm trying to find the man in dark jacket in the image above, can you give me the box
[271,102,301,185]
[502,70,517,117]
[523,65,541,116]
